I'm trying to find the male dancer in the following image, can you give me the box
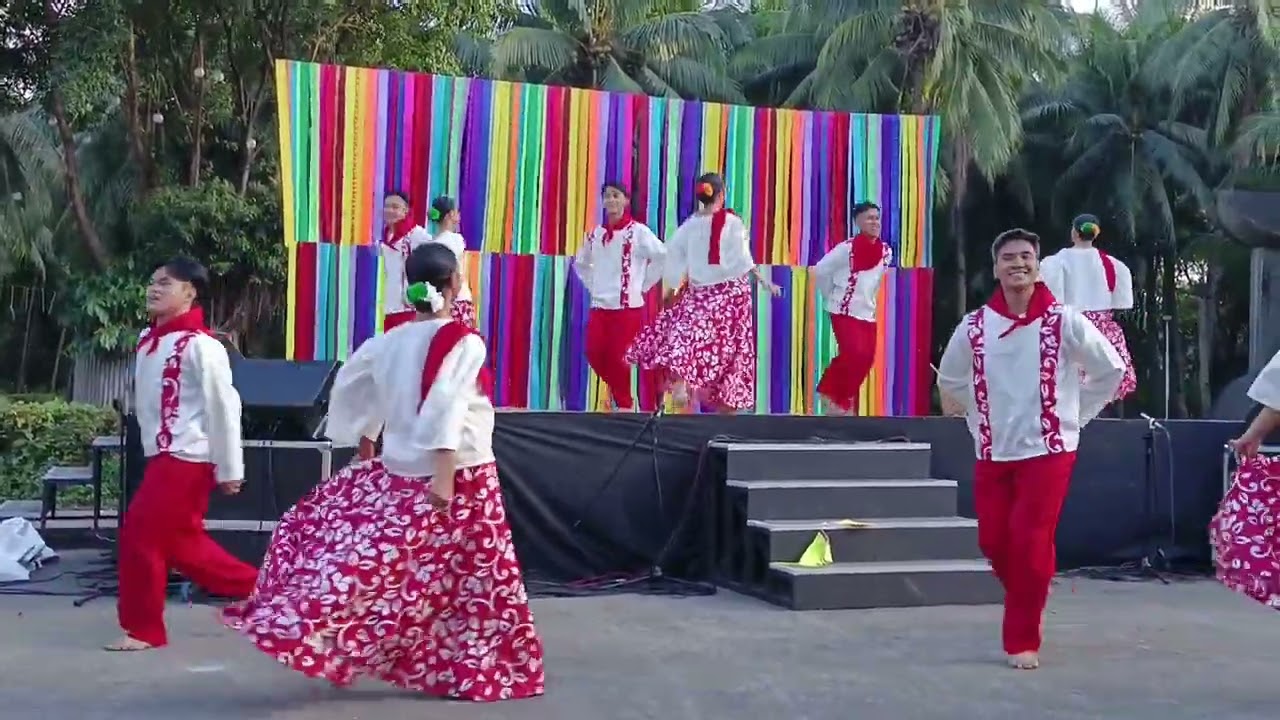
[936,229,1125,670]
[380,191,431,331]
[573,181,665,411]
[108,257,258,651]
[1039,214,1136,401]
[813,201,892,414]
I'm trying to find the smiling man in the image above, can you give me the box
[935,229,1124,671]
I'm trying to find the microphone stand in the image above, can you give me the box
[1136,413,1170,584]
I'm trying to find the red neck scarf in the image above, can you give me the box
[602,213,633,246]
[1096,248,1117,292]
[849,233,885,273]
[986,282,1058,339]
[384,217,415,248]
[137,306,212,355]
[421,320,494,402]
[707,208,735,264]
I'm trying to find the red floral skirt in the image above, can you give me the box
[220,459,545,701]
[625,275,756,410]
[1082,310,1137,400]
[451,299,476,329]
[1211,455,1280,610]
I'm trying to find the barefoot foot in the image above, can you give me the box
[1007,651,1039,670]
[104,636,155,652]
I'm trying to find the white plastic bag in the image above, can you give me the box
[0,517,58,583]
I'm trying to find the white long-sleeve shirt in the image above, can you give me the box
[326,319,494,475]
[1040,247,1134,312]
[662,212,756,289]
[1249,350,1280,410]
[936,303,1126,462]
[134,331,244,483]
[379,225,432,314]
[427,229,473,303]
[572,220,666,309]
[812,239,893,321]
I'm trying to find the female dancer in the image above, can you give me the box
[108,257,259,651]
[1039,214,1136,401]
[222,243,545,701]
[627,173,780,413]
[379,191,431,331]
[1211,348,1280,608]
[426,195,476,328]
[573,181,666,411]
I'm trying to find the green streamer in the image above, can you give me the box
[548,257,566,408]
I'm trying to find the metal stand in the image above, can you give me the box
[569,400,714,595]
[1136,413,1170,584]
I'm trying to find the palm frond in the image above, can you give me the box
[647,56,745,103]
[490,27,582,79]
[622,12,728,62]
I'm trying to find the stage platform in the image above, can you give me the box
[121,412,1240,610]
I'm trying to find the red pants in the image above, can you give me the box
[586,307,652,410]
[117,454,258,647]
[973,451,1077,655]
[384,310,415,331]
[816,314,876,410]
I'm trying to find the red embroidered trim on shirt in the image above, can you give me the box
[967,305,1065,459]
[155,332,199,453]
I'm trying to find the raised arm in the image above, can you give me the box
[325,335,386,447]
[1065,310,1125,425]
[191,337,244,484]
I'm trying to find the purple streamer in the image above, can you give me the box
[353,244,377,347]
[678,102,703,222]
[459,81,489,248]
[882,115,900,257]
[770,265,789,413]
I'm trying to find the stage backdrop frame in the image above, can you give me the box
[274,60,942,416]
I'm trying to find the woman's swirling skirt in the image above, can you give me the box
[1082,310,1137,400]
[220,459,545,701]
[1211,455,1280,610]
[625,275,756,410]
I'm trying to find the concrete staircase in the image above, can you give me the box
[711,441,1001,610]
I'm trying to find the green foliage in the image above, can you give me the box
[58,259,148,355]
[0,396,117,501]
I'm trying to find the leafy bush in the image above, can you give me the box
[0,396,118,502]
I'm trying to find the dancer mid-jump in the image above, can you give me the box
[812,201,891,415]
[937,229,1124,671]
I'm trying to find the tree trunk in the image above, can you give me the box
[16,289,35,392]
[50,92,110,269]
[188,34,206,186]
[1159,244,1186,418]
[122,26,157,193]
[1196,259,1223,414]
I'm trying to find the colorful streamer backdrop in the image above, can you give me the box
[274,60,942,416]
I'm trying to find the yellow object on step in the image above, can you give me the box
[795,531,833,567]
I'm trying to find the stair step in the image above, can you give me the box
[712,441,932,481]
[727,479,958,520]
[747,517,982,563]
[767,560,1003,610]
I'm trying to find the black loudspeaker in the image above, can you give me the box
[230,358,340,441]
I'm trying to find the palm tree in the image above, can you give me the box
[1021,7,1220,417]
[730,0,1071,310]
[459,0,748,102]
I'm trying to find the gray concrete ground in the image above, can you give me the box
[0,550,1274,720]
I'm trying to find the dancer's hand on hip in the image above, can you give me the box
[1229,433,1262,460]
[219,480,244,495]
[429,451,457,510]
